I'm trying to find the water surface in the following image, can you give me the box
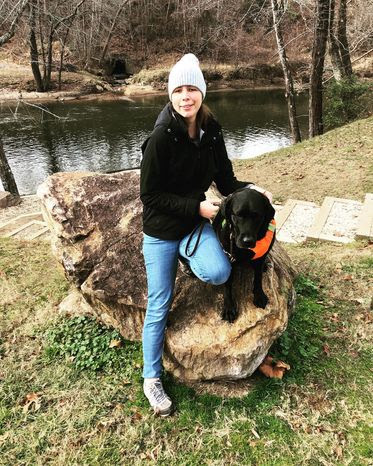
[0,89,308,194]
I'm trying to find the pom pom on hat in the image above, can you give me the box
[168,53,206,100]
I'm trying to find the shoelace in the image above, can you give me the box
[149,381,168,404]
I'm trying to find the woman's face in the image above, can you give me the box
[171,85,203,124]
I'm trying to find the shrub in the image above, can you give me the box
[324,76,372,129]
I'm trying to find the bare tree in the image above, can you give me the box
[328,0,352,80]
[29,0,44,91]
[309,0,330,137]
[336,0,352,76]
[0,0,29,46]
[0,140,19,196]
[0,1,28,195]
[28,0,86,92]
[328,0,344,80]
[271,0,301,143]
[99,0,130,66]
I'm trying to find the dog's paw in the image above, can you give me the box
[222,303,238,323]
[253,292,268,309]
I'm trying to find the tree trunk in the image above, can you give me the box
[328,0,344,80]
[271,0,301,143]
[0,136,19,196]
[58,33,68,91]
[29,0,44,92]
[309,0,330,138]
[99,0,129,66]
[337,0,353,77]
[44,28,54,91]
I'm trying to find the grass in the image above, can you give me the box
[234,116,373,204]
[0,234,372,465]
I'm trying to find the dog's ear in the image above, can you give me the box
[220,194,233,218]
[258,198,276,238]
[266,201,275,224]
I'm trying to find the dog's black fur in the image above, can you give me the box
[213,187,276,323]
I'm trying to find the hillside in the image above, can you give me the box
[234,116,373,204]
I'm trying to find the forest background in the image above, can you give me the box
[1,0,372,92]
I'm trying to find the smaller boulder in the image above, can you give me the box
[0,191,21,209]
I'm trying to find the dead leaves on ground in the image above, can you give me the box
[109,339,122,348]
[258,356,290,379]
[22,392,41,413]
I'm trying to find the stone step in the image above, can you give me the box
[275,199,320,244]
[355,193,373,241]
[0,211,50,240]
[306,197,363,244]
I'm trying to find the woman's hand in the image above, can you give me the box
[199,200,220,220]
[249,185,273,204]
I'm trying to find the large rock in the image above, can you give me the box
[37,171,296,381]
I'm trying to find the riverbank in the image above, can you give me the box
[0,61,288,104]
[1,53,373,104]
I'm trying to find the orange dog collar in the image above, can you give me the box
[250,219,276,259]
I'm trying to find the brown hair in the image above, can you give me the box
[197,103,213,129]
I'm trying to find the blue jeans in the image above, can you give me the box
[142,222,231,378]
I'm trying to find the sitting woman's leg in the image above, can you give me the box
[179,222,231,285]
[142,234,179,378]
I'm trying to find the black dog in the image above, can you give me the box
[213,187,276,323]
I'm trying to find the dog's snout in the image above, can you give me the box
[242,235,256,248]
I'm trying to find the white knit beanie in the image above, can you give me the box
[168,53,206,100]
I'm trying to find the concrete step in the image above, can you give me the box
[355,193,373,241]
[275,199,320,244]
[0,211,49,241]
[275,195,370,245]
[306,197,363,244]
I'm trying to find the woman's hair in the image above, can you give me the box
[197,103,213,129]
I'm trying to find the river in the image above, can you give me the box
[0,89,308,195]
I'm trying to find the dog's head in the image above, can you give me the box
[220,188,275,249]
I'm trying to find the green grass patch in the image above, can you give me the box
[270,275,325,376]
[44,315,142,373]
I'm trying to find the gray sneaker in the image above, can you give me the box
[143,379,173,417]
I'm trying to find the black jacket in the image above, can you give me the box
[140,103,250,240]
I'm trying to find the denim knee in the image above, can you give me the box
[204,262,231,285]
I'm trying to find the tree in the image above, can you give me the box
[29,0,44,92]
[271,0,302,143]
[0,0,29,46]
[328,0,353,80]
[0,1,28,195]
[309,0,330,137]
[28,0,86,92]
[337,0,352,77]
[328,0,344,80]
[99,0,130,66]
[0,140,19,196]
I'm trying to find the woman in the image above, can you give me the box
[140,54,271,416]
